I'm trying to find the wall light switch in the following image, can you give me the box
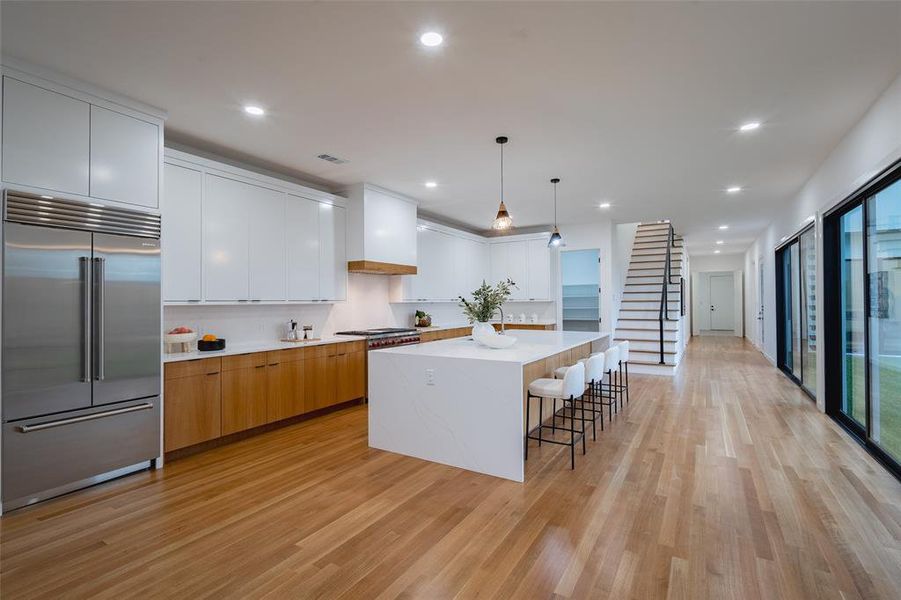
[425,369,435,386]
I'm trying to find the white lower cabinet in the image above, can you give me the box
[286,195,320,301]
[318,202,347,302]
[162,163,202,302]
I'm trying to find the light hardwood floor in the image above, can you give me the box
[2,337,900,599]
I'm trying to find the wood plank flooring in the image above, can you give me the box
[2,336,900,599]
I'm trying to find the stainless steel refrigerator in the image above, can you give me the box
[2,191,161,511]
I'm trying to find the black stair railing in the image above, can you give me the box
[657,223,680,364]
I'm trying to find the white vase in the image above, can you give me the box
[471,321,495,342]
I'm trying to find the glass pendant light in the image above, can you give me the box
[492,136,513,230]
[548,177,564,247]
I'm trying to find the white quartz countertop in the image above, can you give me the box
[415,319,556,332]
[371,329,610,364]
[163,335,367,363]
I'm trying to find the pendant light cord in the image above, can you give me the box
[554,181,557,226]
[500,143,504,203]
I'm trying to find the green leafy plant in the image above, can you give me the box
[415,310,430,320]
[458,279,516,323]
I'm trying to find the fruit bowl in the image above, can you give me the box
[197,338,226,352]
[164,331,197,354]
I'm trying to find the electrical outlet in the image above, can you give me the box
[425,369,435,386]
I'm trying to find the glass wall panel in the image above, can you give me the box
[790,242,802,380]
[780,246,794,372]
[866,178,901,464]
[800,228,817,394]
[840,206,866,426]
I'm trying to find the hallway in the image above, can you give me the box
[1,337,899,599]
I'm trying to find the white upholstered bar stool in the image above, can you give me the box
[525,362,586,470]
[553,352,605,439]
[598,345,620,422]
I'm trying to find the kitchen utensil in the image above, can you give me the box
[302,324,313,340]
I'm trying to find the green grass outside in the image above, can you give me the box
[846,354,901,461]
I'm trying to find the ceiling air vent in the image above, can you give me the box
[317,153,348,165]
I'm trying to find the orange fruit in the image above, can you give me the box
[202,334,217,342]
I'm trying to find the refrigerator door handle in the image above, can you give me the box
[93,257,106,381]
[80,257,91,382]
[14,402,154,433]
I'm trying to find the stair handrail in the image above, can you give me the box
[658,222,674,364]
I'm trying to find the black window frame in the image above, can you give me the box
[775,226,815,400]
[823,158,901,481]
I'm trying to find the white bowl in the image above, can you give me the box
[475,330,517,349]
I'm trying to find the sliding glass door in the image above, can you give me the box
[776,225,816,396]
[825,162,901,478]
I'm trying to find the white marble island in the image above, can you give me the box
[368,330,610,482]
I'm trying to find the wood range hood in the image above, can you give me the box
[343,183,419,276]
[347,260,417,275]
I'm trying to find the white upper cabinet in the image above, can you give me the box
[248,187,286,301]
[286,194,320,301]
[2,77,90,196]
[162,163,202,302]
[526,239,551,300]
[455,236,489,296]
[89,105,159,208]
[490,241,528,300]
[203,175,251,301]
[318,203,347,301]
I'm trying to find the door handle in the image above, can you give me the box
[15,402,154,433]
[93,257,106,381]
[80,257,91,382]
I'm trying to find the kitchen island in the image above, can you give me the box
[368,329,610,481]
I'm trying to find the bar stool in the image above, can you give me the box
[598,345,619,421]
[525,362,586,469]
[553,352,605,439]
[616,340,631,406]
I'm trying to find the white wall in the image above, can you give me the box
[610,223,639,335]
[743,73,901,411]
[690,253,744,273]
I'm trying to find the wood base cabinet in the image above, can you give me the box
[163,358,222,452]
[164,340,367,454]
[221,353,269,436]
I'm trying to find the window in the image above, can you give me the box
[775,225,816,397]
[824,160,901,479]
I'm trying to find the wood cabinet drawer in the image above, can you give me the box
[222,352,266,371]
[267,348,304,364]
[165,357,221,380]
[221,364,268,435]
[304,343,338,359]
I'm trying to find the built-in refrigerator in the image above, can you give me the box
[2,191,161,511]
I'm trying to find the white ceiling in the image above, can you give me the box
[2,1,899,255]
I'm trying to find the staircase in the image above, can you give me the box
[613,221,686,375]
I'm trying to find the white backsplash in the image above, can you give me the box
[165,273,556,343]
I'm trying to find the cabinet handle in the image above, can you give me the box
[268,363,280,367]
[187,299,201,303]
[254,364,266,369]
[206,371,219,376]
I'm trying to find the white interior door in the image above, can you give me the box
[709,274,734,330]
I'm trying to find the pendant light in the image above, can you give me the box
[492,136,513,230]
[548,177,564,247]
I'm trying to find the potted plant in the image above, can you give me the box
[458,279,516,339]
[414,309,432,328]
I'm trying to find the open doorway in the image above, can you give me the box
[561,249,600,331]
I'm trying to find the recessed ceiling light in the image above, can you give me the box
[599,202,611,209]
[244,105,265,116]
[425,181,437,188]
[716,240,724,245]
[420,32,443,47]
[718,225,729,230]
[726,186,742,194]
[714,250,722,254]
[739,121,761,132]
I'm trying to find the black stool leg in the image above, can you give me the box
[569,397,575,469]
[580,395,587,454]
[552,398,557,432]
[625,361,630,403]
[525,392,531,460]
[538,397,544,447]
[597,381,604,431]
